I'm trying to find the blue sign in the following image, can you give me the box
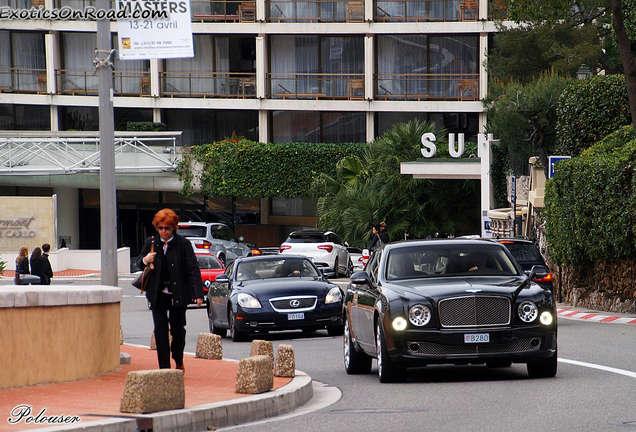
[549,156,571,178]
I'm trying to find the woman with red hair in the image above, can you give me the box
[14,246,29,285]
[137,208,203,373]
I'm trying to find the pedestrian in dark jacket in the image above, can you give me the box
[368,224,383,251]
[137,208,204,373]
[41,243,53,285]
[379,221,390,244]
[30,247,45,284]
[14,246,29,285]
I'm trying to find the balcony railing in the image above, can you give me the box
[376,73,479,100]
[375,0,469,22]
[0,67,47,94]
[55,70,151,96]
[160,72,257,98]
[267,0,357,22]
[268,73,365,99]
[191,0,256,21]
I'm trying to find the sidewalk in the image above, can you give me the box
[0,344,312,432]
[3,270,103,278]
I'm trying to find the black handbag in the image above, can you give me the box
[132,239,154,293]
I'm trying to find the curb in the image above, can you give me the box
[557,308,636,324]
[35,372,313,432]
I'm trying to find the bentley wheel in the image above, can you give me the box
[527,348,558,378]
[229,308,247,342]
[343,318,372,374]
[376,321,406,383]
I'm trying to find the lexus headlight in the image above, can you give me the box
[237,293,262,308]
[518,301,538,323]
[325,287,342,304]
[408,304,432,326]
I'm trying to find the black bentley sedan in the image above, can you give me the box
[207,255,345,341]
[343,239,557,382]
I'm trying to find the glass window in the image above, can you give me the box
[272,197,317,217]
[272,111,365,143]
[59,106,98,131]
[197,254,223,269]
[61,32,98,93]
[163,109,258,146]
[0,104,50,130]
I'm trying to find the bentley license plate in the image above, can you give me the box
[464,333,489,343]
[288,313,304,320]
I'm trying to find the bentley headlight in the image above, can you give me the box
[237,293,262,308]
[540,311,553,325]
[518,301,538,323]
[392,316,408,331]
[325,287,342,304]
[408,304,431,326]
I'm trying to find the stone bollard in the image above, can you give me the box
[235,355,273,394]
[120,369,185,414]
[195,332,222,359]
[150,330,172,350]
[274,344,295,377]
[250,339,274,364]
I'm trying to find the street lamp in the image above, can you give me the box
[576,65,592,80]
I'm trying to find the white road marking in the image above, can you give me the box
[559,358,636,379]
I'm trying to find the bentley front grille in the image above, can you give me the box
[438,295,511,328]
[407,337,542,356]
[270,296,317,312]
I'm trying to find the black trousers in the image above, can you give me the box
[152,290,187,369]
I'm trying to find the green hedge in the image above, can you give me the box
[126,122,167,132]
[556,75,631,157]
[545,125,636,265]
[178,140,366,198]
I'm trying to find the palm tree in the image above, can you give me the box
[317,119,480,247]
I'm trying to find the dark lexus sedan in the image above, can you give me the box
[207,255,345,341]
[344,239,557,382]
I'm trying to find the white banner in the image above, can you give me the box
[117,0,194,59]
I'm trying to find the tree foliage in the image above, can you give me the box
[316,120,481,248]
[556,74,631,156]
[485,73,574,176]
[545,125,636,265]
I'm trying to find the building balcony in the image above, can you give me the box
[191,0,255,22]
[160,72,257,98]
[56,69,151,96]
[269,73,365,99]
[376,73,479,100]
[0,67,47,94]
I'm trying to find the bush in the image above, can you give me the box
[556,75,631,157]
[178,139,366,198]
[545,125,636,265]
[125,122,167,132]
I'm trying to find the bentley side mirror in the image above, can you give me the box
[350,271,371,286]
[528,265,550,288]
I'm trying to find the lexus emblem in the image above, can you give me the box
[290,299,301,308]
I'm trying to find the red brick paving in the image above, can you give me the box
[0,344,291,431]
[4,269,101,278]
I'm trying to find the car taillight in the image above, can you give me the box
[318,244,333,253]
[279,245,291,253]
[195,240,212,249]
[533,273,553,283]
[251,249,262,255]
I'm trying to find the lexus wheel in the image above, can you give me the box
[343,318,372,374]
[229,308,247,342]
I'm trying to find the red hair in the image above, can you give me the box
[152,208,179,229]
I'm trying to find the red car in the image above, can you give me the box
[196,252,226,298]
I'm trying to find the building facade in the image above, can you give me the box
[0,0,505,256]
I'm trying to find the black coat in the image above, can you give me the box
[30,257,45,283]
[136,233,203,307]
[41,254,53,285]
[15,256,29,274]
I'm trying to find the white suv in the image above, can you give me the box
[279,230,352,277]
[178,222,252,265]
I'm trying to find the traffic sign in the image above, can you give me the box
[549,156,571,178]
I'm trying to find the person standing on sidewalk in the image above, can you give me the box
[137,208,204,373]
[14,246,29,285]
[41,243,53,285]
[30,247,45,284]
[379,221,390,244]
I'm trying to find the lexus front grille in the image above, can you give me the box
[269,296,317,312]
[438,295,510,328]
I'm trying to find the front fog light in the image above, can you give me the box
[540,311,553,325]
[518,301,538,323]
[392,317,408,331]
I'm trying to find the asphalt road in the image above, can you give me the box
[8,278,636,431]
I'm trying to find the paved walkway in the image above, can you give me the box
[0,344,310,432]
[4,270,101,278]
